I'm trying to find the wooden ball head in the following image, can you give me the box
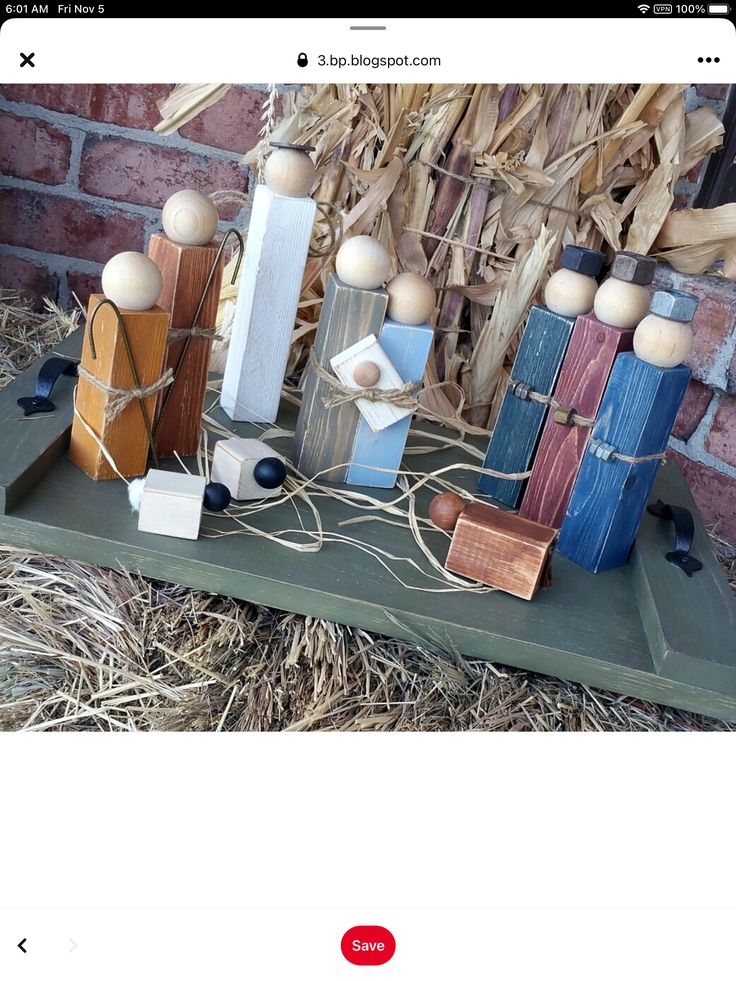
[594,279,651,329]
[386,273,435,325]
[263,148,316,198]
[429,491,467,531]
[353,360,381,388]
[162,189,219,246]
[335,236,391,291]
[633,314,693,368]
[101,252,162,311]
[544,268,598,318]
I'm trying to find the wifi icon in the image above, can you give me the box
[638,3,651,10]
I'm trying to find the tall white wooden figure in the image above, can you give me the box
[221,144,317,423]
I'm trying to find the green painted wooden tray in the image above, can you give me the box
[2,331,736,721]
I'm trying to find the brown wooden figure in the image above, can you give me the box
[429,492,557,601]
[149,190,243,459]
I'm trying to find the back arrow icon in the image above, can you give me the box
[17,938,27,953]
[69,938,78,954]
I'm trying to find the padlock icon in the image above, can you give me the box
[297,52,308,68]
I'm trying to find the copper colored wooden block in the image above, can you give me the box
[148,233,224,459]
[68,294,169,480]
[519,314,635,529]
[445,503,557,601]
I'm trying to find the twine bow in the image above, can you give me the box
[308,348,418,411]
[166,325,222,342]
[77,364,174,422]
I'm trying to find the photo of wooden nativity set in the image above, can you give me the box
[1,139,734,722]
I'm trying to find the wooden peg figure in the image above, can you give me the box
[149,189,236,459]
[69,253,170,481]
[429,492,557,601]
[221,143,318,424]
[558,288,698,573]
[292,236,392,483]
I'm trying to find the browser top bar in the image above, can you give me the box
[1,17,734,82]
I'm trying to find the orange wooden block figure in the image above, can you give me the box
[429,492,557,601]
[69,252,170,481]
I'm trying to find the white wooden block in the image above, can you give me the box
[210,437,286,501]
[329,334,412,434]
[137,470,206,541]
[221,184,316,423]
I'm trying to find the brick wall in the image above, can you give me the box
[0,84,267,308]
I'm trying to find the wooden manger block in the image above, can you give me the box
[137,469,206,541]
[446,503,557,601]
[68,295,169,481]
[221,185,316,424]
[292,273,388,483]
[347,318,433,488]
[557,353,691,573]
[148,233,224,459]
[330,334,412,433]
[519,314,635,529]
[478,305,575,507]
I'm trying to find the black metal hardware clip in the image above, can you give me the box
[17,357,78,416]
[646,499,703,577]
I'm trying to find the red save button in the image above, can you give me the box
[341,925,396,966]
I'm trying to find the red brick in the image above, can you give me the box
[180,86,270,154]
[0,253,57,306]
[79,137,246,213]
[0,112,71,185]
[694,84,730,101]
[0,84,172,130]
[705,395,736,467]
[652,265,736,389]
[668,450,736,545]
[0,189,145,264]
[672,379,712,441]
[67,270,101,307]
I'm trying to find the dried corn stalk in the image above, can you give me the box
[159,83,726,431]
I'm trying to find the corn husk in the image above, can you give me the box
[160,83,726,431]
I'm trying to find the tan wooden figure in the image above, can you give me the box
[429,492,557,601]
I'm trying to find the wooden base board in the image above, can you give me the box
[2,331,736,722]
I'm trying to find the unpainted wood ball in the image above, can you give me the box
[633,313,693,368]
[593,278,651,329]
[386,272,436,325]
[353,360,381,388]
[544,267,598,318]
[101,252,162,311]
[429,491,467,532]
[263,148,316,198]
[162,189,219,246]
[335,236,392,290]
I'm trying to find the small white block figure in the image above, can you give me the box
[335,236,392,291]
[129,470,231,540]
[593,251,657,329]
[330,333,412,433]
[633,289,699,368]
[102,252,162,311]
[162,189,219,246]
[210,437,288,501]
[544,245,604,318]
[221,143,318,424]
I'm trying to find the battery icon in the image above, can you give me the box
[708,2,730,11]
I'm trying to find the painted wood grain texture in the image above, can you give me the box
[221,185,316,424]
[0,330,81,513]
[68,295,169,481]
[519,315,634,529]
[446,503,557,600]
[347,318,433,488]
[292,273,388,483]
[478,305,575,507]
[148,234,223,459]
[1,348,736,717]
[558,353,691,573]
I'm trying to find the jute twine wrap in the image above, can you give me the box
[77,365,174,422]
[166,325,221,342]
[308,347,418,411]
[507,378,667,466]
